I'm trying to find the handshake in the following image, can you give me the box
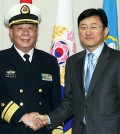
[20,112,49,131]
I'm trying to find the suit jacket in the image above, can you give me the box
[49,44,120,134]
[0,46,61,134]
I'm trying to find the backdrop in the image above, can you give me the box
[0,0,120,53]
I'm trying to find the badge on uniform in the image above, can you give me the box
[1,102,5,107]
[41,73,53,81]
[6,70,16,78]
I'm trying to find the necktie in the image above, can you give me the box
[84,53,94,94]
[23,54,30,65]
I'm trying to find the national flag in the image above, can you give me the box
[103,0,119,49]
[20,0,32,4]
[50,0,76,134]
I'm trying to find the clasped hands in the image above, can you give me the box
[21,112,49,131]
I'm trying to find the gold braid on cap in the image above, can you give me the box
[9,19,39,26]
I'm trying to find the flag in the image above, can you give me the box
[50,0,76,133]
[103,0,119,49]
[20,0,32,4]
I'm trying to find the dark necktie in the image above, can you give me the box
[23,54,30,65]
[84,53,94,94]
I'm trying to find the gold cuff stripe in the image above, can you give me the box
[4,103,19,123]
[1,101,13,119]
[1,101,19,123]
[9,19,39,26]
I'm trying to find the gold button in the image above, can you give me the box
[39,102,42,105]
[20,89,23,93]
[20,102,24,106]
[39,89,42,93]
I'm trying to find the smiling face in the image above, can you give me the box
[78,16,108,52]
[9,24,39,53]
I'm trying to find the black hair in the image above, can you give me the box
[77,8,108,28]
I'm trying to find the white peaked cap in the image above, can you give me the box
[4,3,41,27]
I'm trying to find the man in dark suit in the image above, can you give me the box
[0,2,61,134]
[36,8,120,134]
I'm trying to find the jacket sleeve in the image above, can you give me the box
[0,80,25,125]
[48,60,73,130]
[48,58,62,111]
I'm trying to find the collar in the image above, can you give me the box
[14,45,34,62]
[85,43,104,60]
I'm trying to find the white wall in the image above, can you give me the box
[0,0,120,53]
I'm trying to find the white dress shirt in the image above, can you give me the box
[14,45,34,63]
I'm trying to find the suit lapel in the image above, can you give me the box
[76,51,86,98]
[86,45,110,100]
[8,46,29,75]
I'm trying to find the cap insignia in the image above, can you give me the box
[20,5,30,14]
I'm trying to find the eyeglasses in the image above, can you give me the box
[79,25,103,31]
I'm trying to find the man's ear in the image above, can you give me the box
[104,27,109,37]
[9,28,13,42]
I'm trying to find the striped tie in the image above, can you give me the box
[84,53,94,94]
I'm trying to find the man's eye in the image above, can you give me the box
[18,27,22,30]
[81,27,87,30]
[91,26,97,29]
[83,27,87,29]
[28,27,34,30]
